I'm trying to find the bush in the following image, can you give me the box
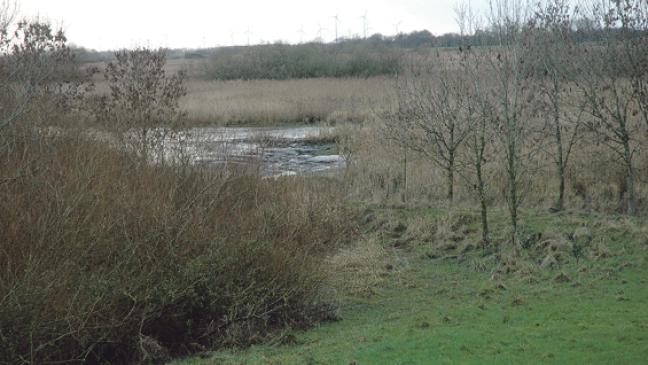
[0,131,353,364]
[0,19,94,132]
[93,48,186,161]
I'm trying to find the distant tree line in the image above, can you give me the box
[200,22,637,80]
[72,22,630,80]
[202,42,401,80]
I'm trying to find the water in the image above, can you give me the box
[171,126,344,177]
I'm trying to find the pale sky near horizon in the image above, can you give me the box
[16,0,491,50]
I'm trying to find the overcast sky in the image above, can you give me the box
[18,0,490,50]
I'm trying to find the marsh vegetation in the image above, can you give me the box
[2,0,648,363]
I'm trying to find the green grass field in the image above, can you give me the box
[175,207,648,365]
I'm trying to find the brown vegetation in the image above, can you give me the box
[365,0,648,255]
[3,0,648,363]
[0,130,352,363]
[92,73,393,127]
[0,18,354,363]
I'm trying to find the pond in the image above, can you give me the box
[171,126,345,178]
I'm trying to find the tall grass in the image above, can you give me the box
[179,77,393,126]
[89,59,395,127]
[0,127,353,364]
[342,119,648,215]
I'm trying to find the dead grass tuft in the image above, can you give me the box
[326,238,397,297]
[589,239,613,260]
[405,215,438,243]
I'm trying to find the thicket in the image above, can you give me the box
[0,133,350,364]
[0,12,353,365]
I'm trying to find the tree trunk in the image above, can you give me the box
[474,112,490,250]
[476,154,489,248]
[447,151,455,206]
[507,132,518,247]
[508,178,518,245]
[402,145,408,203]
[553,90,565,211]
[558,162,565,211]
[623,135,636,215]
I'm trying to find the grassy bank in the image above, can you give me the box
[176,207,648,364]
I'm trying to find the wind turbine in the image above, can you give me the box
[393,21,402,36]
[332,14,340,43]
[359,10,368,39]
[244,27,252,46]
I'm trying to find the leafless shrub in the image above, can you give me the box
[390,55,473,207]
[484,0,545,249]
[0,19,94,135]
[525,0,585,211]
[93,48,187,163]
[568,0,648,215]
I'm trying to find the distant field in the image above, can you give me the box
[181,77,394,126]
[90,58,396,126]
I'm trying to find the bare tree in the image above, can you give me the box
[460,53,494,247]
[94,48,187,162]
[487,0,536,247]
[395,55,472,206]
[527,0,584,211]
[469,86,494,247]
[570,1,646,215]
[454,1,495,247]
